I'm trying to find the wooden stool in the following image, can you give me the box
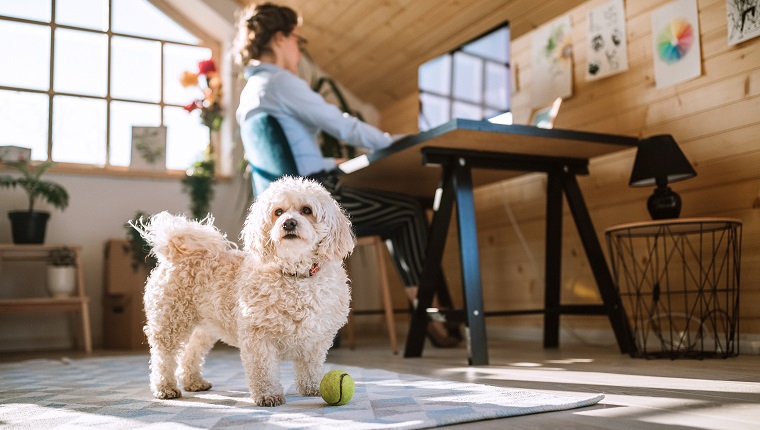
[344,235,399,354]
[0,245,92,353]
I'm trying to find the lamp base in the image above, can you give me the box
[647,186,681,220]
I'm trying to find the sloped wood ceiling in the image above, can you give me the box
[234,0,586,109]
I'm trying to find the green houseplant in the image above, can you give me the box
[182,156,215,220]
[125,211,158,272]
[0,160,69,244]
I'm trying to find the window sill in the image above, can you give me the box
[0,162,232,181]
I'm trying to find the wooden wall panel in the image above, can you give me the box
[380,0,760,338]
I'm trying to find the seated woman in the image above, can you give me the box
[233,3,459,347]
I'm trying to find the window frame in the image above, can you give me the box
[0,0,223,179]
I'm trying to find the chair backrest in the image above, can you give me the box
[240,112,298,195]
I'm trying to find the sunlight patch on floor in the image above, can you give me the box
[439,367,760,394]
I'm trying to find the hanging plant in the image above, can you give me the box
[182,155,215,220]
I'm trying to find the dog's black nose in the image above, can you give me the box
[283,218,297,231]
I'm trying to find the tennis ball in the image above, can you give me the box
[320,369,354,406]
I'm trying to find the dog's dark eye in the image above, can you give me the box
[301,206,312,215]
[274,208,283,216]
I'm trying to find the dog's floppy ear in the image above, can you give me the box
[317,195,356,261]
[241,199,274,258]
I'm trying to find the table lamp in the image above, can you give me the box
[629,134,697,219]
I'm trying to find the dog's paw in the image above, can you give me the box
[183,379,212,392]
[253,393,285,407]
[297,383,321,397]
[153,386,182,399]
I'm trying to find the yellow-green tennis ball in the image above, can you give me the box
[320,370,354,406]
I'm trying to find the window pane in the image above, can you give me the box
[52,96,106,165]
[462,26,510,63]
[485,62,509,111]
[164,44,211,105]
[112,0,198,44]
[453,52,483,104]
[452,101,482,121]
[418,92,450,132]
[0,21,50,90]
[111,36,161,102]
[164,106,208,170]
[418,55,451,96]
[54,29,108,96]
[56,0,108,31]
[0,0,51,22]
[0,90,49,160]
[109,101,161,166]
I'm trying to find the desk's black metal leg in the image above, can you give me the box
[453,160,488,366]
[404,167,456,358]
[561,172,636,354]
[544,169,563,348]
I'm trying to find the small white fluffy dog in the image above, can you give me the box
[133,176,354,407]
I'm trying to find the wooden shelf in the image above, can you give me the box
[0,297,90,313]
[0,244,92,353]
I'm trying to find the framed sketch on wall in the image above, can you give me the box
[531,15,573,108]
[130,126,167,171]
[727,0,760,45]
[586,0,629,81]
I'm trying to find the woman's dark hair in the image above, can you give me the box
[234,3,300,65]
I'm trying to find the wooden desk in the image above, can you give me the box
[339,119,639,365]
[0,244,92,353]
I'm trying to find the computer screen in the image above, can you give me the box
[418,22,511,132]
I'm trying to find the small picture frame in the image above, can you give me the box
[130,126,167,171]
[529,97,563,129]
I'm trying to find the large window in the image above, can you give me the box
[418,22,511,131]
[0,0,218,173]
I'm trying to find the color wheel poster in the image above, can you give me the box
[651,0,702,89]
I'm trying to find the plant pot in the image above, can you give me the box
[47,266,77,297]
[8,211,50,244]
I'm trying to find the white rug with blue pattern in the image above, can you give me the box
[0,349,603,429]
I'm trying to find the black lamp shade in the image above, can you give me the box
[629,135,696,187]
[629,135,696,219]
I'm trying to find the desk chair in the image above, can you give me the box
[241,112,399,353]
[241,112,299,194]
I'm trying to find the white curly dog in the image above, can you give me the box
[132,176,355,407]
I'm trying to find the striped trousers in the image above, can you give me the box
[330,185,429,287]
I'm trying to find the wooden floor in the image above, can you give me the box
[2,334,759,429]
[326,334,760,430]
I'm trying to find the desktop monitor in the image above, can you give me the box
[418,22,511,132]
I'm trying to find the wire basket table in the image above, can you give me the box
[605,218,742,359]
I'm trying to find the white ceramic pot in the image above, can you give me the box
[47,266,77,297]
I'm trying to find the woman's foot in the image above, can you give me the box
[427,321,460,348]
[407,287,462,348]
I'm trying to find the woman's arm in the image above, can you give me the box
[274,73,393,151]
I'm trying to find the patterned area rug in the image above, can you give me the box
[0,349,603,429]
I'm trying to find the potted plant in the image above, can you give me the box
[47,246,77,297]
[0,160,69,244]
[125,211,158,271]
